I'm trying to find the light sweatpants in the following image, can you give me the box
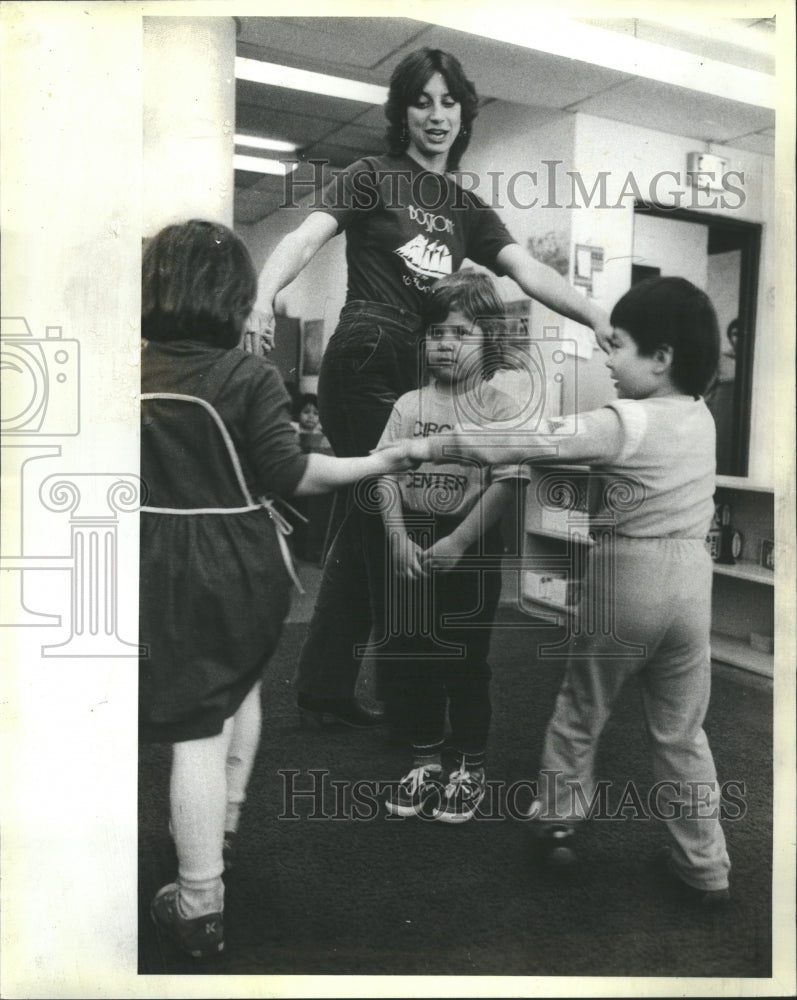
[538,536,731,891]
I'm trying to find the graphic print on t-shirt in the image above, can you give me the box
[394,234,453,281]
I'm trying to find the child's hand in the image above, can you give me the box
[389,533,426,580]
[422,533,466,573]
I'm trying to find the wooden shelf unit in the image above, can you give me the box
[520,468,775,678]
[710,481,775,678]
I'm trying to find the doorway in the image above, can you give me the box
[632,204,761,476]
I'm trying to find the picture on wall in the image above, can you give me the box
[301,319,325,377]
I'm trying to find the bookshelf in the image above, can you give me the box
[709,480,774,678]
[519,467,775,679]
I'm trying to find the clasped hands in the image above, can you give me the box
[389,530,465,580]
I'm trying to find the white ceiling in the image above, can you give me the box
[233,16,776,225]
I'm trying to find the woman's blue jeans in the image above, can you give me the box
[295,301,422,703]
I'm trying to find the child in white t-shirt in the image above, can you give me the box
[375,270,530,823]
[422,276,731,902]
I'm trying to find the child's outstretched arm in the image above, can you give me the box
[426,407,626,468]
[292,439,430,496]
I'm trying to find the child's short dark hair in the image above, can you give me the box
[142,219,257,348]
[610,277,720,397]
[384,48,478,171]
[294,393,318,420]
[423,269,507,378]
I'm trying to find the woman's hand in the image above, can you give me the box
[422,533,466,573]
[592,317,613,354]
[243,308,275,355]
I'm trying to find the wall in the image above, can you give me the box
[632,213,709,286]
[238,197,346,394]
[570,113,775,482]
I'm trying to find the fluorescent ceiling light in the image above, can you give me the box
[233,154,298,176]
[421,15,775,109]
[644,16,776,56]
[235,133,298,153]
[235,56,387,104]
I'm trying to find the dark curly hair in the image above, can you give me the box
[142,219,257,349]
[610,276,720,397]
[384,48,479,171]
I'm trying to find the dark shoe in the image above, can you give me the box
[297,693,385,729]
[534,824,579,869]
[151,883,224,958]
[651,847,730,906]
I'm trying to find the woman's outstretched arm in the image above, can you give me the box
[496,243,613,352]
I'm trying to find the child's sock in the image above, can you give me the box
[224,681,262,835]
[177,874,225,919]
[413,753,443,770]
[411,739,444,772]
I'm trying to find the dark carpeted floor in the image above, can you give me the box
[138,594,773,980]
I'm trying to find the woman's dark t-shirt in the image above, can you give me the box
[316,152,517,312]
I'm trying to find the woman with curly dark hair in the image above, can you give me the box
[256,47,613,733]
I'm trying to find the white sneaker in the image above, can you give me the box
[432,765,486,824]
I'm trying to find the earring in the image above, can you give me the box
[459,124,469,139]
[400,122,410,145]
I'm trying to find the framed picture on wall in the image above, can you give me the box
[301,319,324,377]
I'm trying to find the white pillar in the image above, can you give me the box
[0,8,238,993]
[143,16,237,234]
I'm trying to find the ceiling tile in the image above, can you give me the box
[573,77,775,142]
[235,105,335,147]
[321,122,386,149]
[581,18,775,75]
[237,16,427,73]
[352,104,396,131]
[236,80,372,123]
[233,16,779,224]
[377,25,634,107]
[721,131,775,156]
[633,21,774,75]
[298,140,378,168]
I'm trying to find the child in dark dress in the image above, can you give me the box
[140,219,426,958]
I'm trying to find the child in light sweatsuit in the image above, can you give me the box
[421,276,731,902]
